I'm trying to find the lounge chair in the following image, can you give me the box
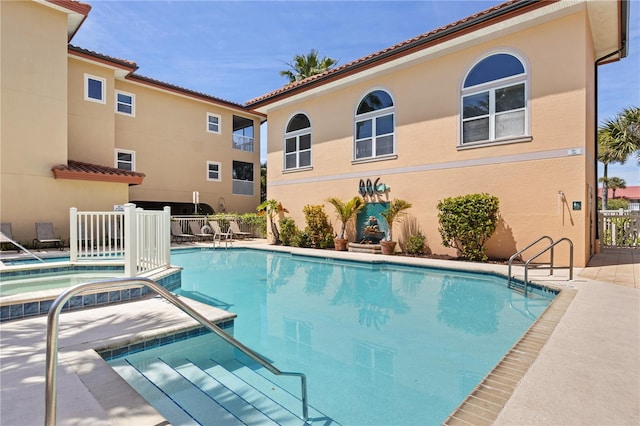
[1,223,14,250]
[189,221,213,241]
[170,221,196,243]
[34,222,63,250]
[208,221,233,246]
[228,219,251,239]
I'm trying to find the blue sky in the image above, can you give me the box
[72,0,639,185]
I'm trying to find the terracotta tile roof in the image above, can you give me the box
[128,74,263,115]
[47,0,91,16]
[52,160,145,185]
[68,44,138,71]
[245,0,545,107]
[599,186,640,200]
[67,46,264,117]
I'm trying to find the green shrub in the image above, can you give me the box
[241,212,266,238]
[302,204,334,248]
[279,217,298,246]
[437,193,500,261]
[406,233,427,255]
[292,231,313,248]
[598,198,630,210]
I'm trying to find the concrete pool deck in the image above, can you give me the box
[0,242,638,425]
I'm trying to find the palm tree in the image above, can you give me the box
[326,196,365,240]
[279,49,338,83]
[608,176,627,199]
[598,106,639,210]
[380,199,412,242]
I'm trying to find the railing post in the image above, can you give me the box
[163,207,171,267]
[69,207,78,262]
[124,203,137,277]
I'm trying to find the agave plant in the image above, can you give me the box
[326,196,365,240]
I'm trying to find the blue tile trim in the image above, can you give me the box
[99,320,234,361]
[0,269,182,322]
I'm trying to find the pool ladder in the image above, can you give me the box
[507,236,573,296]
[44,277,309,425]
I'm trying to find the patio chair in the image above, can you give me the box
[34,222,63,250]
[1,223,15,250]
[189,221,213,241]
[171,221,196,243]
[228,219,251,239]
[208,221,233,246]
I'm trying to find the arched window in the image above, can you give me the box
[461,53,528,145]
[284,113,312,170]
[354,90,395,160]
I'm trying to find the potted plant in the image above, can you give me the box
[380,199,412,255]
[326,196,365,251]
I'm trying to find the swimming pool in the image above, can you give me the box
[111,248,555,425]
[0,270,124,296]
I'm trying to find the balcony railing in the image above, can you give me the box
[232,134,254,152]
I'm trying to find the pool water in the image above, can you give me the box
[164,249,554,425]
[0,271,123,296]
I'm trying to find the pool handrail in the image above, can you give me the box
[45,277,309,425]
[0,231,44,262]
[523,238,573,296]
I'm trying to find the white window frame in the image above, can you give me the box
[207,112,221,134]
[115,149,135,171]
[353,90,396,162]
[84,74,106,104]
[284,114,312,171]
[206,161,221,182]
[459,51,530,148]
[115,90,135,116]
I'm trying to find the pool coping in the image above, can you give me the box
[443,282,576,425]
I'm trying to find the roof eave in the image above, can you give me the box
[52,169,145,185]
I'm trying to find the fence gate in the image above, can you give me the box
[598,210,640,248]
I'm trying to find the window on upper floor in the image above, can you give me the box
[85,74,106,104]
[233,115,254,152]
[461,52,528,147]
[354,90,395,161]
[207,161,221,182]
[115,90,135,116]
[232,161,254,196]
[284,113,312,171]
[115,149,135,171]
[207,113,221,134]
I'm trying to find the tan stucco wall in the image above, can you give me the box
[0,1,73,243]
[265,11,595,266]
[67,58,117,166]
[115,79,262,214]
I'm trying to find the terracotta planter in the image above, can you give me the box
[380,240,396,255]
[334,238,348,251]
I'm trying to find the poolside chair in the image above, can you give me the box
[228,219,251,239]
[188,221,213,241]
[208,221,233,246]
[1,223,15,251]
[34,222,63,250]
[171,221,196,243]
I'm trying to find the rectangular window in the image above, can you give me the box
[232,161,254,196]
[115,149,135,171]
[207,113,221,134]
[233,115,254,152]
[115,91,135,116]
[85,74,106,103]
[207,161,221,181]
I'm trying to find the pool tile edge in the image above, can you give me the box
[443,287,577,426]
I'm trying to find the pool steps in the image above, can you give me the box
[108,332,323,425]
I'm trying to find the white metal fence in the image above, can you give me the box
[70,204,171,275]
[599,209,640,248]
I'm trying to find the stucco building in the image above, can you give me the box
[247,0,630,267]
[1,0,264,244]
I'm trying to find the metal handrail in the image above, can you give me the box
[45,277,308,425]
[507,235,553,289]
[0,231,44,262]
[523,238,573,296]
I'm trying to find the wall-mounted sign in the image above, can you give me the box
[358,178,389,197]
[572,201,582,211]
